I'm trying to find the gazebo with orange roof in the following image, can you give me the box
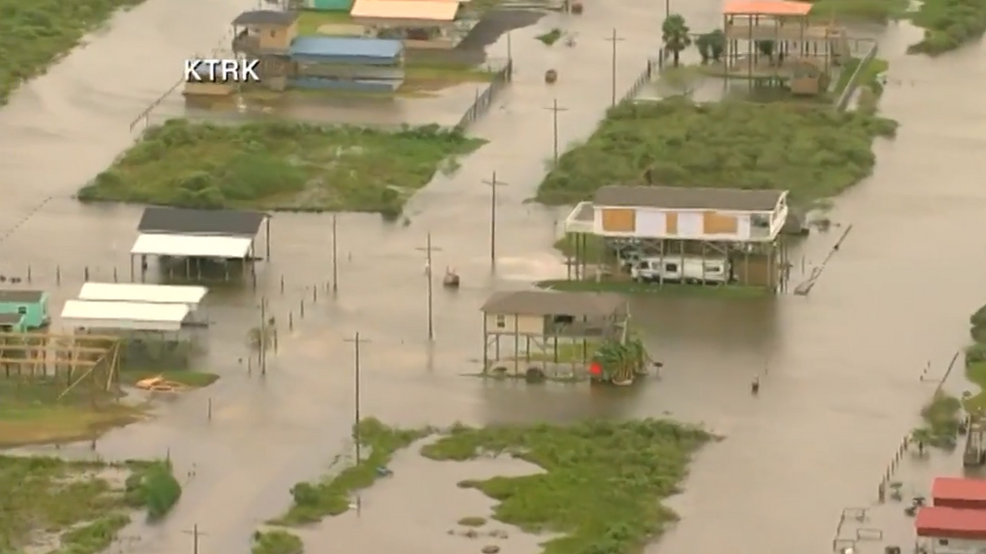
[720,0,848,94]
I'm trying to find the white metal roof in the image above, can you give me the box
[130,233,253,258]
[78,283,207,306]
[60,300,190,332]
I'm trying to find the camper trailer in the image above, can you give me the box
[631,256,730,284]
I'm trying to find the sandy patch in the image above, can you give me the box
[284,437,559,554]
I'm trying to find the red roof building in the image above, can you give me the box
[933,477,986,510]
[917,507,986,540]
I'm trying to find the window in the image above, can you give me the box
[17,306,26,315]
[664,263,678,272]
[704,264,722,273]
[495,315,506,329]
[269,29,276,37]
[751,214,771,229]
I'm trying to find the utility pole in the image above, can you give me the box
[331,213,339,293]
[342,332,367,516]
[543,99,569,165]
[507,32,513,62]
[604,29,625,106]
[182,524,207,554]
[665,0,670,19]
[482,172,509,267]
[415,233,442,341]
[259,297,268,375]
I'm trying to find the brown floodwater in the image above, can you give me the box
[2,0,985,552]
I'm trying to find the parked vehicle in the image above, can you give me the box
[631,256,730,284]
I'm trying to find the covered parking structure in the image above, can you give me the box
[130,207,270,282]
[77,283,209,326]
[60,300,199,370]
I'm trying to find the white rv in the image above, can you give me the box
[631,256,730,284]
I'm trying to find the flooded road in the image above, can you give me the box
[3,0,986,552]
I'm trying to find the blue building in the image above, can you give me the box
[288,37,405,93]
[0,290,50,330]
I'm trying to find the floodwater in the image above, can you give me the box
[2,0,986,551]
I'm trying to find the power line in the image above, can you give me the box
[603,29,625,107]
[482,172,509,267]
[543,99,569,165]
[415,233,442,340]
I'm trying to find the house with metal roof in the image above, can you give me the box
[0,290,49,330]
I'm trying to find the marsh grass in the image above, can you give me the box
[0,0,147,105]
[272,418,431,525]
[79,121,485,216]
[252,529,304,554]
[807,0,908,20]
[908,0,986,55]
[420,419,711,554]
[0,380,143,447]
[0,456,180,553]
[536,28,563,45]
[458,516,488,527]
[536,99,897,206]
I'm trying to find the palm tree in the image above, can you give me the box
[662,14,692,67]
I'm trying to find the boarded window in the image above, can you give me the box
[665,212,678,235]
[703,212,738,234]
[495,315,506,329]
[601,209,636,232]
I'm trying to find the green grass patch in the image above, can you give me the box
[0,455,181,553]
[0,0,148,105]
[908,0,986,55]
[536,278,772,299]
[252,529,304,554]
[296,9,355,35]
[536,98,897,206]
[457,516,487,527]
[808,0,908,21]
[272,418,431,525]
[536,28,563,45]
[118,369,219,388]
[79,120,484,216]
[833,56,889,112]
[913,392,962,448]
[419,419,711,554]
[0,379,143,447]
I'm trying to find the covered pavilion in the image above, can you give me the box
[129,207,270,282]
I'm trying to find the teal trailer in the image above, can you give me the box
[0,290,50,329]
[0,313,26,333]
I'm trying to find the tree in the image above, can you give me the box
[707,29,725,63]
[661,14,692,67]
[694,34,711,64]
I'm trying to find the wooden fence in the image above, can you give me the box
[833,41,878,112]
[620,53,663,104]
[453,59,514,132]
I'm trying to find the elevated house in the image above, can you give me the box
[563,185,790,290]
[350,0,478,49]
[0,290,50,330]
[230,10,300,91]
[480,290,629,377]
[721,0,847,94]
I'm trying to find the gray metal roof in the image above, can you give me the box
[231,10,299,26]
[0,290,45,303]
[594,186,785,212]
[481,290,626,318]
[138,207,268,237]
[0,313,23,325]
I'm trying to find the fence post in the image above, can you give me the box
[26,264,32,283]
[84,266,90,281]
[56,265,60,285]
